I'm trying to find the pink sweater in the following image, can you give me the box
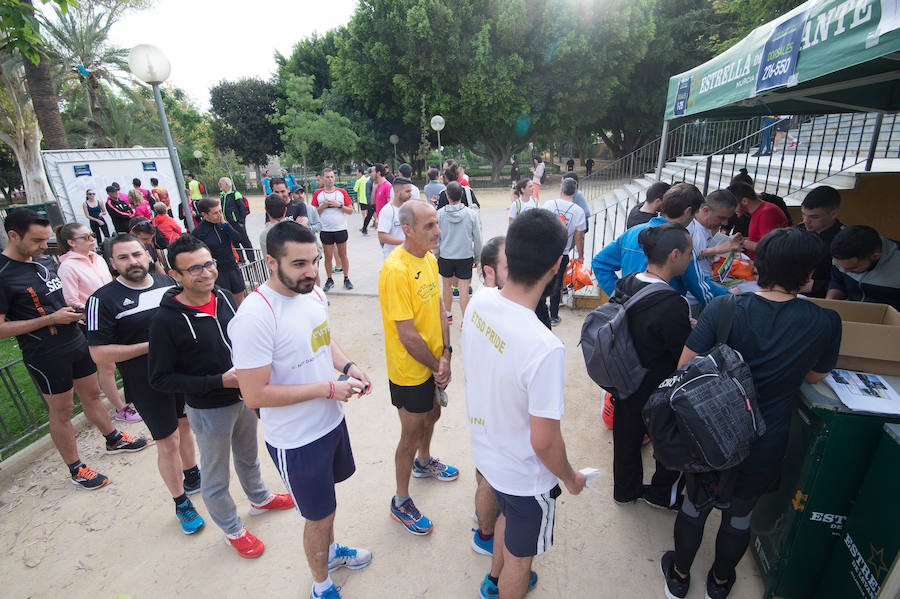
[134,202,153,219]
[57,251,112,309]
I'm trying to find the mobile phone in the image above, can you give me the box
[338,375,368,395]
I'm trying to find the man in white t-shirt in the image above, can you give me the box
[539,178,586,326]
[311,168,354,292]
[378,176,413,260]
[229,221,374,599]
[685,189,742,312]
[397,163,421,200]
[462,209,586,598]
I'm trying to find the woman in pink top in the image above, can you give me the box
[129,189,153,219]
[55,223,141,423]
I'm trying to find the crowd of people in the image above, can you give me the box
[1,155,897,599]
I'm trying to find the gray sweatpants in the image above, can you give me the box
[185,402,270,535]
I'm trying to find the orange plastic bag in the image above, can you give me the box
[564,259,593,291]
[712,256,755,281]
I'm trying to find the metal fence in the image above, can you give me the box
[237,248,269,293]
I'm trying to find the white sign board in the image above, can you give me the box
[41,147,184,232]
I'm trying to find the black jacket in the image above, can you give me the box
[220,190,249,228]
[148,286,241,409]
[191,219,240,270]
[798,219,843,298]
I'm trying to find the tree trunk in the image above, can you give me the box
[86,81,107,147]
[469,138,528,184]
[23,54,69,150]
[0,122,54,205]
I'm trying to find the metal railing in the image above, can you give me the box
[238,248,269,293]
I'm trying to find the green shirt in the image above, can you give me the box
[188,180,202,200]
[353,176,368,205]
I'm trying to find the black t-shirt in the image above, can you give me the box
[0,254,83,358]
[287,200,308,221]
[626,203,655,229]
[86,273,176,379]
[797,220,843,298]
[686,294,841,472]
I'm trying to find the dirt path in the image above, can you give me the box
[0,186,764,598]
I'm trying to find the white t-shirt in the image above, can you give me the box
[228,283,343,449]
[311,188,351,232]
[686,218,714,306]
[508,197,537,220]
[389,186,420,202]
[541,198,586,253]
[461,287,566,496]
[377,202,405,259]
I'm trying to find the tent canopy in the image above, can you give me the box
[664,0,900,120]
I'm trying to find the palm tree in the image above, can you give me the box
[41,4,131,147]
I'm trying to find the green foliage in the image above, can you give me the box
[0,0,70,65]
[712,0,806,52]
[209,77,283,167]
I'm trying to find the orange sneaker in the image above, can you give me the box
[249,493,295,515]
[70,464,109,490]
[225,528,265,558]
[602,393,615,430]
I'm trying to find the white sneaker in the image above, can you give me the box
[327,543,373,572]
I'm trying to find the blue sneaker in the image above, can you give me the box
[175,498,205,534]
[412,457,459,482]
[183,471,201,495]
[389,497,434,535]
[471,528,493,555]
[310,583,342,599]
[479,571,538,597]
[328,543,373,572]
[452,285,460,298]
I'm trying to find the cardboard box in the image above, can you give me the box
[804,298,900,376]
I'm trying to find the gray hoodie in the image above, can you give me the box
[436,203,482,260]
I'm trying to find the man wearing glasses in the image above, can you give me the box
[149,234,294,558]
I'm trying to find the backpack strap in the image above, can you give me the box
[716,294,737,345]
[622,281,671,310]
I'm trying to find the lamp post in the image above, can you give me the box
[128,44,193,230]
[430,115,445,168]
[389,134,399,172]
[192,149,204,190]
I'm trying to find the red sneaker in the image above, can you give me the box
[225,528,265,558]
[602,393,615,430]
[249,493,295,515]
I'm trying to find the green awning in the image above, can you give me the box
[664,0,900,120]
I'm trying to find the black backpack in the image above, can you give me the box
[642,296,766,476]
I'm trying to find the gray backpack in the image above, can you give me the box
[580,282,670,400]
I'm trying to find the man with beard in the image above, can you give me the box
[87,234,203,533]
[150,234,295,559]
[229,221,373,598]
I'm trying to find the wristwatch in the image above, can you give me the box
[443,344,453,354]
[342,361,354,375]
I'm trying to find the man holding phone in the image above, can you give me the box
[229,221,374,599]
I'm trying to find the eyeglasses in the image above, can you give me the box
[130,221,154,233]
[76,233,96,241]
[86,192,95,196]
[177,259,217,276]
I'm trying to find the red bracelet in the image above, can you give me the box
[328,381,335,400]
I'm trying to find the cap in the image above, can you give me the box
[290,184,303,193]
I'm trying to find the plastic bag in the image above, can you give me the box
[712,255,755,281]
[564,259,593,291]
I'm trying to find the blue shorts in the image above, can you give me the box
[267,418,355,521]
[494,485,561,557]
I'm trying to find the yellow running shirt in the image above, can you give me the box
[378,248,443,386]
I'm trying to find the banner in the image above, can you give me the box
[755,10,808,93]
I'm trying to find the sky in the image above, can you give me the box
[104,0,358,111]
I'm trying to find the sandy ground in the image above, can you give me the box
[0,186,764,598]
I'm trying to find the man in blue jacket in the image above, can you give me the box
[592,183,729,307]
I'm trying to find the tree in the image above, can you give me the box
[209,78,283,169]
[0,144,23,201]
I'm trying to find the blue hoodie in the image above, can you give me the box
[591,216,728,307]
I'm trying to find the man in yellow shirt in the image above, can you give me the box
[186,173,203,200]
[378,200,456,536]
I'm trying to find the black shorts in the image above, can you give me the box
[438,257,475,280]
[494,484,561,557]
[320,230,349,245]
[24,339,97,396]
[267,418,355,521]
[216,267,245,294]
[389,376,436,414]
[775,120,790,132]
[123,373,185,440]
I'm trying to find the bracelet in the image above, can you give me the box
[328,381,335,400]
[342,361,354,375]
[48,314,55,325]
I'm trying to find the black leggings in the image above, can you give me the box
[90,220,110,241]
[673,475,760,581]
[361,204,375,231]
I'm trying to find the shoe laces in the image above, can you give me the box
[117,431,137,443]
[75,465,99,479]
[334,544,355,558]
[400,499,422,520]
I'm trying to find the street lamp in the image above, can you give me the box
[430,115,445,168]
[128,44,193,230]
[192,149,203,189]
[389,134,399,172]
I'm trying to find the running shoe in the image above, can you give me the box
[471,529,493,555]
[225,527,265,558]
[447,312,453,324]
[114,405,142,423]
[643,485,683,511]
[389,497,434,535]
[311,583,342,599]
[550,316,561,326]
[601,392,615,430]
[183,477,201,495]
[175,498,205,534]
[323,278,335,292]
[412,456,459,481]
[332,266,343,273]
[705,567,736,599]
[479,571,537,597]
[70,464,109,490]
[468,285,473,297]
[661,550,690,599]
[105,431,149,454]
[343,278,354,290]
[249,492,295,515]
[327,544,373,572]
[452,285,459,298]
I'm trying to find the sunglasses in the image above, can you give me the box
[177,259,217,276]
[76,233,96,240]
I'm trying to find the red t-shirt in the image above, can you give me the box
[175,293,216,317]
[748,200,788,258]
[374,180,393,216]
[459,175,471,187]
